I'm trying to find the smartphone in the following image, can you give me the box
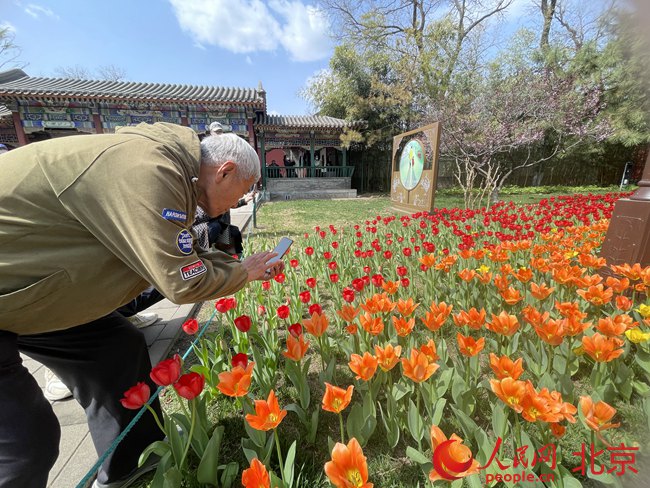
[268,237,293,264]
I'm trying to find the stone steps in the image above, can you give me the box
[267,189,357,201]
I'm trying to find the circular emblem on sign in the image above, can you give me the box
[177,229,193,255]
[399,140,425,191]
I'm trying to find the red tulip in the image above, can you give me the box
[323,251,332,260]
[174,372,205,400]
[182,318,199,335]
[234,315,252,333]
[342,288,355,303]
[299,291,311,304]
[305,246,314,256]
[232,353,249,369]
[328,261,338,271]
[288,323,303,337]
[277,305,290,320]
[120,382,150,410]
[262,281,271,291]
[330,274,339,283]
[306,277,317,288]
[290,259,299,268]
[150,354,182,386]
[371,274,384,287]
[273,273,285,284]
[309,303,323,315]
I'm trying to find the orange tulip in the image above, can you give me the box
[533,318,565,346]
[245,390,287,431]
[564,316,593,337]
[453,308,486,330]
[490,377,527,413]
[337,305,360,323]
[554,300,584,318]
[360,293,395,314]
[530,282,555,300]
[429,425,479,482]
[606,276,630,294]
[423,302,453,331]
[489,353,524,380]
[578,254,606,269]
[550,423,566,438]
[391,316,416,337]
[241,458,271,488]
[537,388,577,424]
[359,312,384,336]
[419,339,440,363]
[477,270,493,284]
[374,344,402,372]
[457,268,477,282]
[381,280,399,295]
[610,263,643,281]
[401,348,439,383]
[615,295,633,312]
[283,334,309,361]
[302,312,329,338]
[530,257,551,273]
[513,267,533,283]
[580,396,620,433]
[520,389,552,423]
[418,253,436,269]
[521,305,549,328]
[500,286,523,306]
[322,383,354,414]
[348,352,378,381]
[576,284,614,306]
[324,437,373,488]
[582,333,624,362]
[217,362,255,397]
[596,317,627,337]
[396,298,420,317]
[486,311,520,336]
[456,333,485,357]
[493,274,510,292]
[552,265,584,286]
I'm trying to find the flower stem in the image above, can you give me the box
[145,404,165,434]
[416,384,423,452]
[274,429,285,482]
[339,413,345,444]
[179,399,196,469]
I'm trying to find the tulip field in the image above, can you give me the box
[126,192,650,488]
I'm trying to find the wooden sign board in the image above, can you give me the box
[390,122,441,213]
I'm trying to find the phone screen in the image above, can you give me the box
[268,237,293,264]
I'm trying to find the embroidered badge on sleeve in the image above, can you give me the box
[180,260,207,281]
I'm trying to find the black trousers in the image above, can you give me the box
[0,313,164,487]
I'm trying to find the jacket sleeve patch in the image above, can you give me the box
[177,229,194,255]
[162,208,187,222]
[180,260,207,280]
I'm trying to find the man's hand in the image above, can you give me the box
[241,251,285,282]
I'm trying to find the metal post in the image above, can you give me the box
[260,131,266,190]
[620,161,632,190]
[310,131,315,178]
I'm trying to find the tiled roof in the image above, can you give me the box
[0,70,264,106]
[0,105,10,118]
[256,113,364,130]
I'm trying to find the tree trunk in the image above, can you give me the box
[540,0,557,49]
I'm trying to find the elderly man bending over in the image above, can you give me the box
[0,123,282,488]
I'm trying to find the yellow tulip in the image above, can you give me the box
[625,328,650,344]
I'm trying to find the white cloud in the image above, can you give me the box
[168,0,331,62]
[24,3,59,20]
[267,109,281,115]
[269,0,331,61]
[245,55,253,65]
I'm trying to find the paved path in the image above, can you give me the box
[21,202,255,488]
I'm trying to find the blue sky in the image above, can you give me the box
[1,0,336,115]
[0,0,600,116]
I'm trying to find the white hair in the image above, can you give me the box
[200,133,260,181]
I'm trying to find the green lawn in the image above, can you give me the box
[251,187,623,240]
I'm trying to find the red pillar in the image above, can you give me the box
[93,113,104,134]
[247,117,255,146]
[12,111,28,146]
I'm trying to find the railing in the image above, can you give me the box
[264,165,355,179]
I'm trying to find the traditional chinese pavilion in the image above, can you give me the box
[0,69,363,199]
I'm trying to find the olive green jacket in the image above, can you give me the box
[0,122,247,335]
